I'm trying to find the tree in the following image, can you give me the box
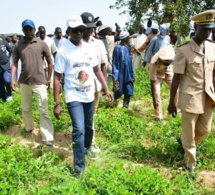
[110,0,215,37]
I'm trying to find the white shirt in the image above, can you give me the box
[53,36,67,49]
[55,39,98,103]
[38,36,57,68]
[84,36,107,92]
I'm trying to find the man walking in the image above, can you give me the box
[38,26,57,91]
[81,12,108,154]
[53,27,67,49]
[168,10,215,173]
[53,15,113,177]
[11,19,54,146]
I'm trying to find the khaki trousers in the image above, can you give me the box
[154,76,172,119]
[20,84,54,141]
[181,98,213,168]
[92,91,101,144]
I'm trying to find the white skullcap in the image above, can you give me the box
[151,23,159,30]
[119,31,129,40]
[160,23,170,30]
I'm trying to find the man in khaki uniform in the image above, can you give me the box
[168,10,215,173]
[149,45,175,121]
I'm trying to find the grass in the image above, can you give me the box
[0,68,215,194]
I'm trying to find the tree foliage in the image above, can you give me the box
[110,0,215,37]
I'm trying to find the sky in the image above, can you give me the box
[0,0,131,35]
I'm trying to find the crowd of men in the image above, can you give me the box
[1,9,215,177]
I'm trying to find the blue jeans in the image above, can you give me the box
[67,101,94,174]
[0,70,12,101]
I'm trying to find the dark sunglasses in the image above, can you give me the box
[23,26,34,32]
[71,27,85,34]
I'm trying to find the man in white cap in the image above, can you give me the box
[53,15,113,177]
[112,31,135,108]
[168,10,215,174]
[149,44,175,121]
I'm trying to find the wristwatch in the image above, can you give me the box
[54,101,60,107]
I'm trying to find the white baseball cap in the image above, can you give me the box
[67,15,86,28]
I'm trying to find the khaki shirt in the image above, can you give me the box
[174,38,215,114]
[149,61,173,81]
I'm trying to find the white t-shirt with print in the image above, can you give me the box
[55,39,98,103]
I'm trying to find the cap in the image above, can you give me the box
[98,25,109,32]
[94,16,100,23]
[22,19,35,29]
[119,31,129,40]
[150,45,175,64]
[191,9,215,28]
[67,15,86,28]
[80,12,97,28]
[160,23,170,30]
[96,20,103,27]
[151,23,159,30]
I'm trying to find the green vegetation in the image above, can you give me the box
[110,0,215,37]
[0,68,215,194]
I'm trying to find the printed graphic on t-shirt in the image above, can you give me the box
[78,70,89,84]
[73,62,92,92]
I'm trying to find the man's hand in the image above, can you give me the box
[167,103,177,118]
[142,61,147,67]
[136,50,141,56]
[103,89,114,104]
[11,79,16,91]
[46,81,50,90]
[54,105,62,120]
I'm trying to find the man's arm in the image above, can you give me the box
[150,80,157,109]
[101,63,107,82]
[93,65,114,103]
[53,71,62,120]
[51,41,57,60]
[167,73,181,117]
[138,36,150,53]
[213,69,215,88]
[11,58,19,91]
[44,55,53,83]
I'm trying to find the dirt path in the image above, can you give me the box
[2,125,215,188]
[2,125,73,161]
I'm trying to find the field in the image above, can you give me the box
[0,68,215,195]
